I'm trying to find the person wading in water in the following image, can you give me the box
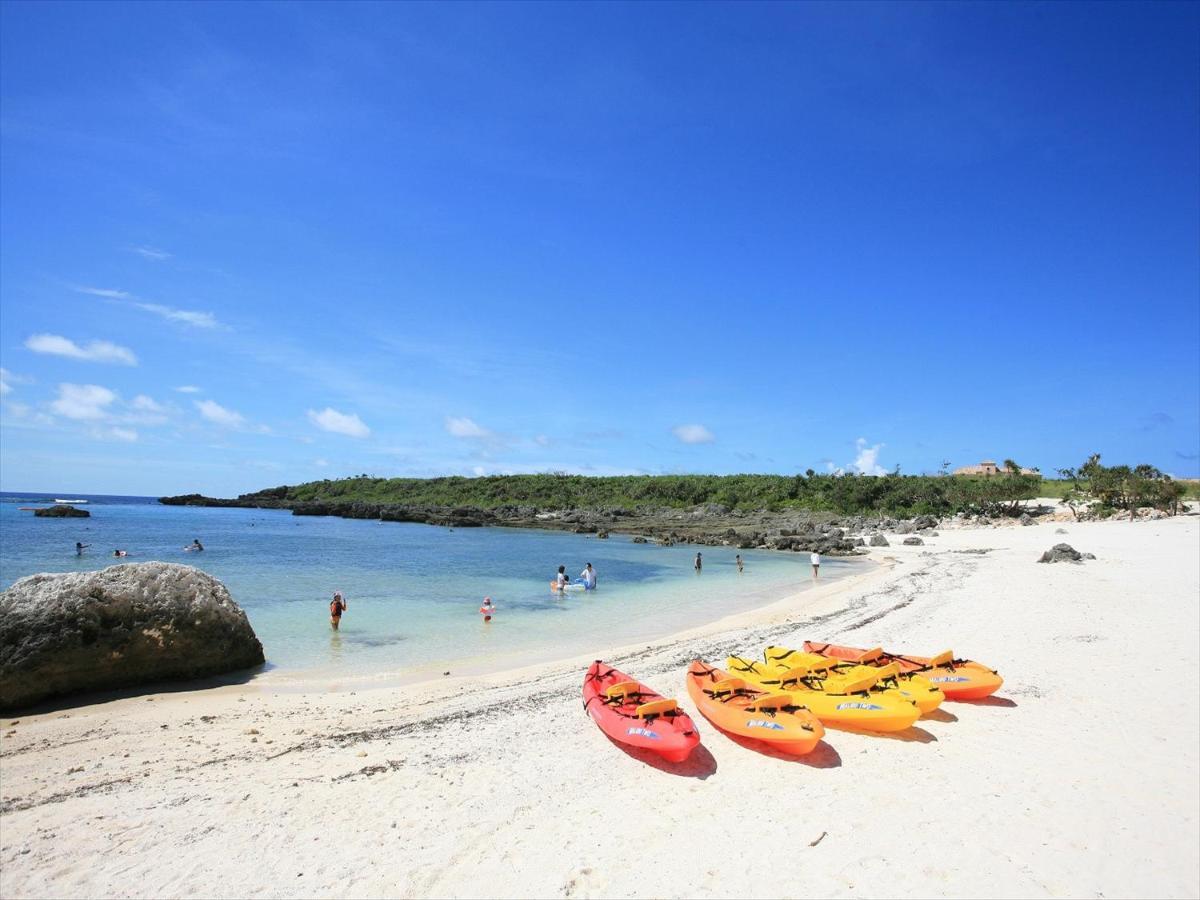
[329,591,348,630]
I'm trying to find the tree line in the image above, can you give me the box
[222,454,1193,520]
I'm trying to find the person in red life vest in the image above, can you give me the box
[479,596,495,622]
[329,591,348,630]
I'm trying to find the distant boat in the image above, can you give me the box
[54,499,88,504]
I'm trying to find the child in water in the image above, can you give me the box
[479,597,495,622]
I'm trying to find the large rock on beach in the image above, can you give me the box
[902,536,924,546]
[869,534,890,547]
[0,563,264,711]
[1037,543,1094,564]
[34,504,90,518]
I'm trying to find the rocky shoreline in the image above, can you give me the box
[159,493,952,556]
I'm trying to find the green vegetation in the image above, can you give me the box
[238,468,1043,517]
[1054,455,1192,519]
[225,453,1197,520]
[1039,476,1200,501]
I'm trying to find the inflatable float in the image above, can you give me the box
[583,661,699,762]
[803,641,1003,700]
[550,581,586,592]
[726,653,921,732]
[686,661,823,756]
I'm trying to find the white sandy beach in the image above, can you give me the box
[1,512,1197,899]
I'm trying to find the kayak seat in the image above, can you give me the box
[707,678,751,699]
[799,656,839,674]
[874,662,902,682]
[605,681,643,702]
[774,665,812,687]
[838,671,882,694]
[745,693,793,712]
[927,650,955,668]
[855,646,885,664]
[635,698,678,719]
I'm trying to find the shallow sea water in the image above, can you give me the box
[0,493,862,683]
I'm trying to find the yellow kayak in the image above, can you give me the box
[764,646,945,714]
[725,653,921,733]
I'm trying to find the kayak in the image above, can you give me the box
[685,661,824,755]
[803,641,1003,701]
[765,645,944,713]
[583,660,700,762]
[725,654,921,732]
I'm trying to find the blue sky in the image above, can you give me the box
[1,1,1197,496]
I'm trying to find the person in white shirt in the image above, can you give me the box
[580,563,597,590]
[811,552,821,578]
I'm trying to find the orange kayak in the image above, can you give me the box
[803,641,1003,701]
[686,661,824,755]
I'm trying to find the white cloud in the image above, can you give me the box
[314,458,329,467]
[445,416,492,439]
[123,394,172,425]
[75,286,223,329]
[307,407,370,438]
[130,301,219,329]
[131,245,171,260]
[131,394,165,412]
[175,385,202,394]
[101,426,139,442]
[196,399,245,428]
[852,438,886,476]
[25,333,137,365]
[534,434,551,446]
[672,423,715,445]
[51,384,117,420]
[0,369,34,399]
[75,286,133,299]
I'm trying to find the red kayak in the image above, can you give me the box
[583,660,700,763]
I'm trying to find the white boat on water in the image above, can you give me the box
[54,499,88,504]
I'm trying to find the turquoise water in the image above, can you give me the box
[0,493,861,684]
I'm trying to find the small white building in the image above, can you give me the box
[953,460,1038,476]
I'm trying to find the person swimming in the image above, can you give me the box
[75,542,90,556]
[555,565,568,591]
[113,549,128,558]
[479,596,495,622]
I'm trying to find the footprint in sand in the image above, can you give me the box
[562,865,604,898]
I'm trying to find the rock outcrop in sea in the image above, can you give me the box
[33,504,90,517]
[0,563,264,711]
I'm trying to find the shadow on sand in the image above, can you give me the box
[607,736,718,779]
[921,708,959,723]
[718,732,842,768]
[3,663,272,717]
[835,724,938,744]
[957,695,1017,708]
